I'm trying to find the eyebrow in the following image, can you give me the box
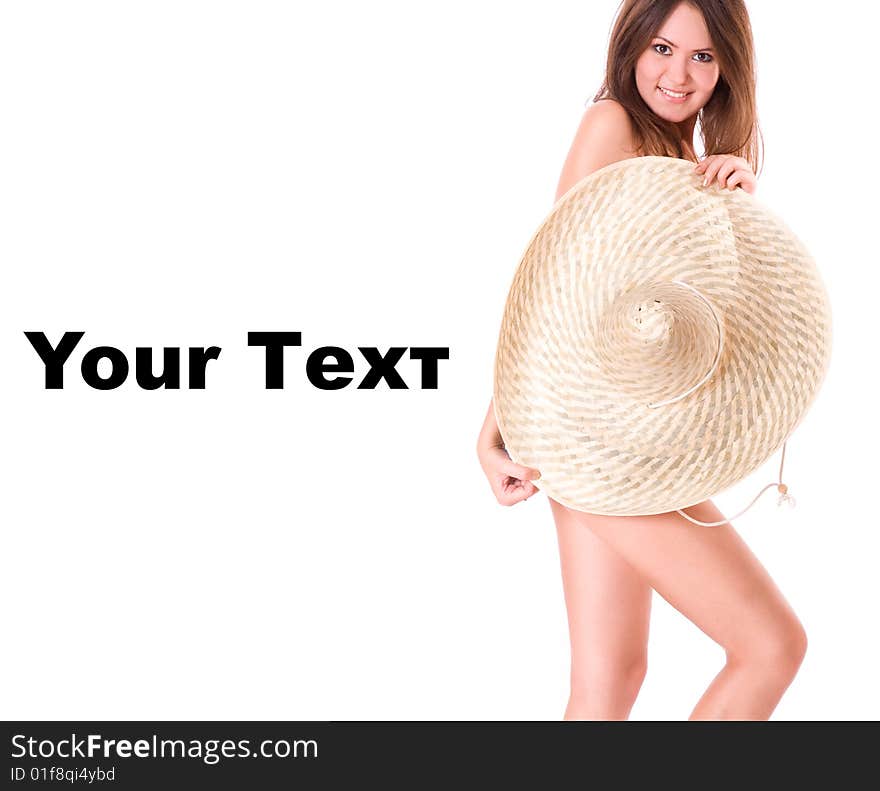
[655,36,714,52]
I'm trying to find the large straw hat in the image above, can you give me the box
[493,155,832,517]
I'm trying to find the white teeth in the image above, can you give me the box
[659,87,688,98]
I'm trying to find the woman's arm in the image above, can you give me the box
[476,397,541,506]
[477,100,637,505]
[477,397,503,453]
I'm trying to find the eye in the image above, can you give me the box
[694,52,714,63]
[653,43,671,55]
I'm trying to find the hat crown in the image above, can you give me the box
[595,279,724,408]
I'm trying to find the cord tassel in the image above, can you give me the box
[676,440,793,527]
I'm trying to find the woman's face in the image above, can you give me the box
[634,2,720,126]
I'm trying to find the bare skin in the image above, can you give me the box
[480,389,807,720]
[477,3,804,720]
[550,498,807,720]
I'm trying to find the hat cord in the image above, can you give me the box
[641,280,796,528]
[675,441,795,527]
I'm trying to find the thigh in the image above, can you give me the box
[564,498,801,659]
[549,497,652,667]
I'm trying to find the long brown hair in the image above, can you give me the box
[593,0,763,175]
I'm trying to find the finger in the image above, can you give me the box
[701,157,725,186]
[500,475,537,496]
[725,170,752,191]
[500,458,542,481]
[727,170,756,195]
[496,488,518,506]
[693,155,719,173]
[715,159,743,186]
[501,481,537,505]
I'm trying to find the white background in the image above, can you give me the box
[1,1,877,720]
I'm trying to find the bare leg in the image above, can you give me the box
[551,497,807,720]
[549,497,652,720]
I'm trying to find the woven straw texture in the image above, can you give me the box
[493,156,832,516]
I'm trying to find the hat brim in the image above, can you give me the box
[493,156,832,516]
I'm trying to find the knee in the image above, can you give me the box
[729,617,808,678]
[569,655,648,716]
[626,655,650,692]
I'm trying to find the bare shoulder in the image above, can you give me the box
[583,98,635,135]
[555,98,639,200]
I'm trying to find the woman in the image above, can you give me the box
[476,0,807,721]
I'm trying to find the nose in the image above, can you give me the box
[666,56,690,87]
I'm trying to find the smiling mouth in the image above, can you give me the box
[658,86,691,99]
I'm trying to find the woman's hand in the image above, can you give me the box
[478,443,542,506]
[694,154,757,195]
